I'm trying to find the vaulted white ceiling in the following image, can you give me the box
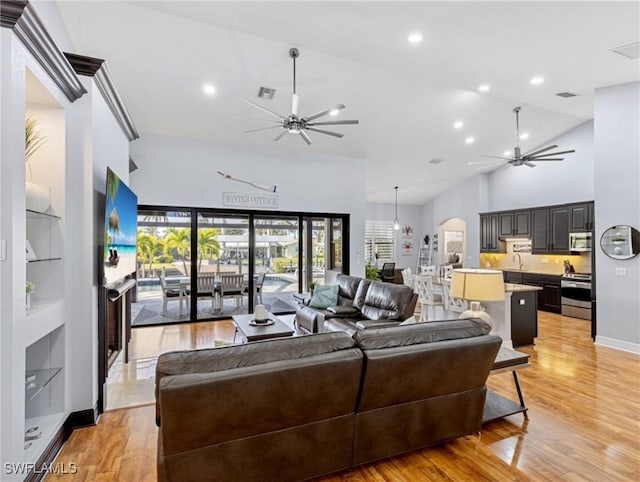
[55,1,640,204]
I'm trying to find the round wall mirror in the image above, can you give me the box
[600,225,640,260]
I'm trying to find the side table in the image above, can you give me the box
[483,346,530,424]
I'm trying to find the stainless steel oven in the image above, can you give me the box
[561,273,591,320]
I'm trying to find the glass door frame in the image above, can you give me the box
[138,204,349,320]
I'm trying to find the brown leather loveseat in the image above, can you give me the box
[155,319,501,482]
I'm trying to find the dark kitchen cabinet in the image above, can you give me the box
[498,210,530,238]
[531,209,550,253]
[531,207,570,254]
[503,271,524,284]
[549,206,570,253]
[511,291,538,347]
[523,273,561,313]
[480,214,501,252]
[570,202,595,232]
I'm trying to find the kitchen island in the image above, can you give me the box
[482,283,543,348]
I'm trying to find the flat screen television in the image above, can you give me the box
[104,167,137,287]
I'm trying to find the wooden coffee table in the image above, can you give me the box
[483,346,530,424]
[232,313,295,343]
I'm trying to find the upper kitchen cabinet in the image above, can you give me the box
[570,202,595,232]
[480,213,503,252]
[499,210,530,238]
[531,206,570,253]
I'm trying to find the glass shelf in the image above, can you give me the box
[27,257,62,263]
[26,209,61,220]
[25,368,62,405]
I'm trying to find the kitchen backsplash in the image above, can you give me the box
[480,240,591,274]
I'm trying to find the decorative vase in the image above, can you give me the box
[25,182,50,213]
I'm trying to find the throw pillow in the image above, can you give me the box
[399,316,417,325]
[309,284,339,309]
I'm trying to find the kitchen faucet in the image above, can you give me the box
[513,253,524,270]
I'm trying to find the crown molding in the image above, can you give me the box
[64,52,139,141]
[1,1,86,102]
[95,63,140,141]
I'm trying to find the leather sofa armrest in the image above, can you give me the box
[355,319,400,330]
[326,305,360,317]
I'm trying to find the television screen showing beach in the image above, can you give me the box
[104,168,137,286]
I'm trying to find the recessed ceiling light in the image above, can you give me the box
[477,84,490,93]
[503,150,512,156]
[408,32,423,44]
[203,83,216,95]
[530,76,545,85]
[453,121,464,129]
[329,109,339,116]
[519,133,530,140]
[465,136,475,144]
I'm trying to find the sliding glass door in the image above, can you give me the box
[253,216,300,315]
[136,206,349,324]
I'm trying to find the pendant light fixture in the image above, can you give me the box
[393,186,400,231]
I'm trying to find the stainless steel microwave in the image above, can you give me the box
[570,232,592,251]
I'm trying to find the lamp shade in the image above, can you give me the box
[450,269,505,302]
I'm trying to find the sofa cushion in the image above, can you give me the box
[335,274,363,306]
[309,284,339,309]
[354,318,491,350]
[353,278,371,310]
[360,282,415,321]
[156,332,355,424]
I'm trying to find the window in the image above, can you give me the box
[365,221,394,263]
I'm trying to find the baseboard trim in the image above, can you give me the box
[595,336,640,354]
[25,403,99,481]
[67,403,100,429]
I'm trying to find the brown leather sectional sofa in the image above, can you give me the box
[295,274,418,335]
[155,318,501,482]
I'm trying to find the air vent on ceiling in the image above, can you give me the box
[429,158,444,164]
[257,87,276,99]
[612,42,640,60]
[556,92,578,98]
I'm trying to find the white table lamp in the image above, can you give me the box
[450,269,505,332]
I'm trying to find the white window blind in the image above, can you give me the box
[365,221,394,263]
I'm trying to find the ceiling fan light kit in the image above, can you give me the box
[471,106,576,169]
[244,48,359,145]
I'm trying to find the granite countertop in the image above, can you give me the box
[502,269,564,277]
[504,283,544,292]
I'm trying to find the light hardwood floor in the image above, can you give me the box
[49,312,640,481]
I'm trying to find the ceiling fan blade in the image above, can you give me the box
[304,104,346,122]
[273,130,287,142]
[306,127,344,138]
[526,158,564,161]
[468,160,506,165]
[307,120,359,126]
[523,144,558,157]
[245,100,286,121]
[527,149,575,159]
[244,125,282,133]
[523,162,536,168]
[481,155,513,161]
[299,130,312,145]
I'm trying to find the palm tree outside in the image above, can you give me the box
[165,228,191,275]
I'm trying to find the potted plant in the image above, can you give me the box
[25,116,49,212]
[365,263,380,281]
[26,281,35,311]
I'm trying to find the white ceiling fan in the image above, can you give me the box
[469,106,575,169]
[244,48,359,145]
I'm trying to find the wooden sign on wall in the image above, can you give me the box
[222,192,279,209]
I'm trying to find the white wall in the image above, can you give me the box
[593,82,640,353]
[488,121,595,211]
[365,202,423,269]
[423,174,489,268]
[130,133,367,276]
